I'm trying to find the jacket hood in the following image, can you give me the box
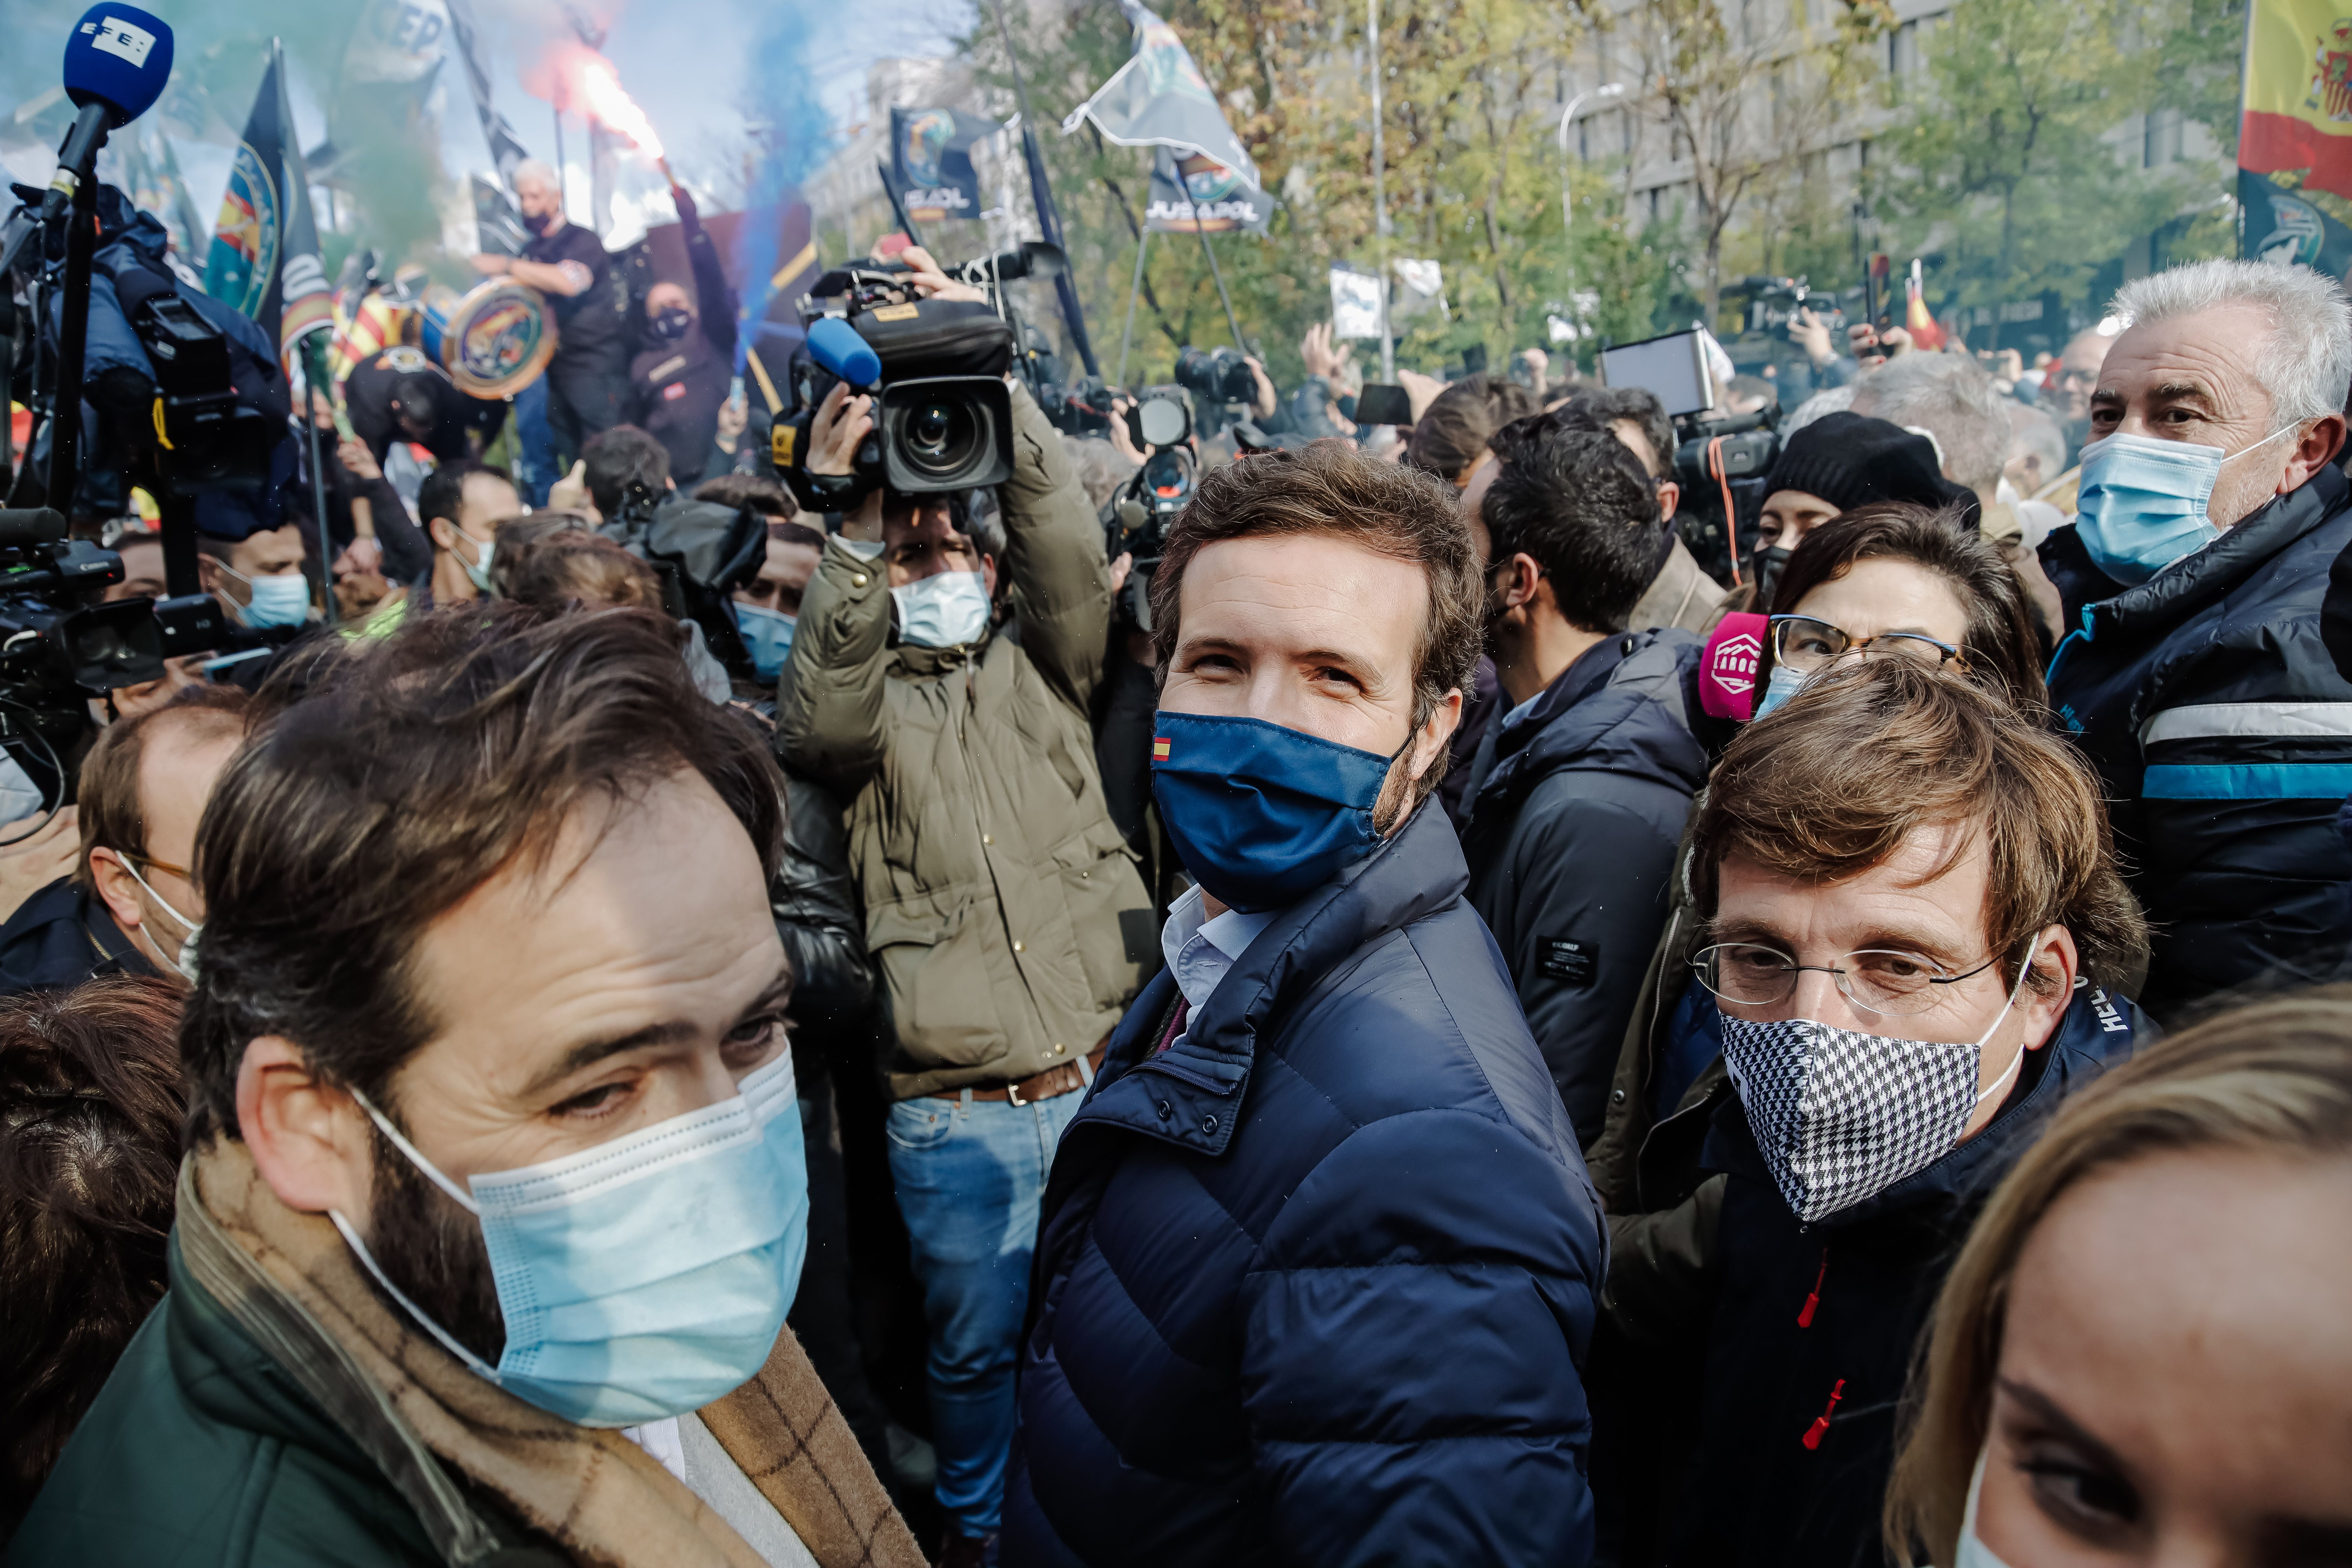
[1707,979,2153,1230]
[1082,799,1472,1160]
[1470,629,1710,827]
[2065,462,2351,638]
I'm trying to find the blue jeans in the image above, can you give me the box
[511,376,556,507]
[887,1087,1083,1538]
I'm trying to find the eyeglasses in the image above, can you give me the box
[1768,615,1966,677]
[1690,942,2003,1017]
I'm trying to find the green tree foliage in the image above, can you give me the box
[1864,0,2235,314]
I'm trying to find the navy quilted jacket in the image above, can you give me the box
[1003,804,1608,1567]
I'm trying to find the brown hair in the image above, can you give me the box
[498,531,664,614]
[1884,989,2352,1564]
[75,684,252,889]
[1689,658,2147,994]
[694,472,798,520]
[0,975,187,1533]
[1403,373,1540,483]
[1768,502,2048,709]
[1149,439,1482,814]
[180,605,787,1145]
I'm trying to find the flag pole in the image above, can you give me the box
[879,161,926,252]
[1368,0,1394,382]
[1118,224,1151,387]
[275,40,337,627]
[985,0,1101,374]
[1193,209,1246,354]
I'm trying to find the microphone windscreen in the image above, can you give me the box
[807,317,882,389]
[62,5,174,126]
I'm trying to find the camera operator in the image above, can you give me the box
[776,245,1153,1563]
[629,185,738,488]
[468,159,627,467]
[342,345,506,470]
[0,685,247,996]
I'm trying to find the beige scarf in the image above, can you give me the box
[182,1139,924,1568]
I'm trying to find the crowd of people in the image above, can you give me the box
[4,218,2352,1568]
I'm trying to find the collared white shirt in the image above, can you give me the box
[1158,882,1277,1050]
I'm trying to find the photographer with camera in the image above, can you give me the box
[775,244,1153,1564]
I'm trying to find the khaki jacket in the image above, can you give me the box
[776,384,1152,1099]
[1627,537,1723,636]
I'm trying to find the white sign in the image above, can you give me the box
[1330,267,1384,340]
[89,16,158,66]
[1391,258,1447,323]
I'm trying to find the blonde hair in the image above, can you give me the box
[1884,988,2352,1563]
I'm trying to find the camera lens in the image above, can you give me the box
[902,397,978,479]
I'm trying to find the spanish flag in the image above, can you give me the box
[2239,0,2352,274]
[1153,736,1172,761]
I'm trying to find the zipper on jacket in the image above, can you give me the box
[1796,1247,1827,1328]
[1801,1378,1846,1450]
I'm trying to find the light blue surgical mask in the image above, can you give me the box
[331,1050,809,1428]
[1955,1446,2012,1568]
[1752,662,1808,721]
[891,569,991,648]
[220,562,312,629]
[2075,426,2296,587]
[732,600,796,683]
[456,526,497,592]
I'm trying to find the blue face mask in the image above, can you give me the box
[224,565,311,629]
[732,601,796,683]
[2075,427,2295,586]
[332,1050,809,1428]
[1149,709,1396,913]
[1752,662,1807,721]
[891,569,991,648]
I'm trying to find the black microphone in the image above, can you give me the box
[39,101,111,224]
[0,509,70,549]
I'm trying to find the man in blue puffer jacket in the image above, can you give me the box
[1004,441,1607,1566]
[2042,258,2352,1021]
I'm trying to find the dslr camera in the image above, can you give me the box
[1101,386,1197,631]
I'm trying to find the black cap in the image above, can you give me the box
[1764,411,1969,515]
[389,372,443,427]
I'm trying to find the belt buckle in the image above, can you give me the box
[1007,1077,1028,1107]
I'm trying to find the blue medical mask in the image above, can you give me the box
[732,600,796,683]
[221,563,311,629]
[1150,709,1396,913]
[1752,662,1807,721]
[2075,426,2296,586]
[891,569,990,648]
[331,1050,809,1428]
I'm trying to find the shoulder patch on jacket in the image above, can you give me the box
[1539,937,1598,986]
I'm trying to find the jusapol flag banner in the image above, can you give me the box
[1064,1,1269,222]
[890,107,999,223]
[204,43,333,364]
[2239,0,2352,274]
[1146,145,1271,235]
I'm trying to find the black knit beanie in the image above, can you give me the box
[1763,411,1964,513]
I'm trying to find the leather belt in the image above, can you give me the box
[929,1039,1110,1106]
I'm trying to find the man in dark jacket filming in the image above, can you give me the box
[1003,440,1607,1565]
[2040,258,2352,1019]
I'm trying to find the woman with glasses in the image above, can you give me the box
[1588,661,2151,1568]
[1756,500,2049,718]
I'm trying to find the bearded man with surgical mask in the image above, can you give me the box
[2040,259,2352,1021]
[776,284,1153,1563]
[8,610,924,1567]
[1641,658,2152,1568]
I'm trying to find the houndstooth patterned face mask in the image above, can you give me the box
[1720,967,2031,1223]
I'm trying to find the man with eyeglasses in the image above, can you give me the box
[1595,659,2153,1568]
